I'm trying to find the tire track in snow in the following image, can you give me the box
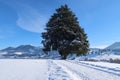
[53,60,88,80]
[55,60,120,80]
[68,61,120,76]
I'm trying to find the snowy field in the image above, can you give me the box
[0,59,120,80]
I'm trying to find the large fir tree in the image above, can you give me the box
[42,5,89,59]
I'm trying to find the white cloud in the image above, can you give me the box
[2,1,47,33]
[16,5,47,33]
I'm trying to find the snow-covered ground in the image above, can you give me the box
[0,59,120,80]
[90,54,120,60]
[0,59,47,80]
[77,53,120,61]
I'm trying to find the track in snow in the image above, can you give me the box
[0,59,120,80]
[53,60,120,80]
[69,61,120,76]
[47,60,73,80]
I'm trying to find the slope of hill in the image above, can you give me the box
[0,45,43,54]
[76,42,120,61]
[0,45,61,59]
[106,42,120,50]
[0,45,44,59]
[1,42,120,60]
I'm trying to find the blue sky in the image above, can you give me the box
[0,0,120,49]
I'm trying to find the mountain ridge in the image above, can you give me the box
[1,42,120,59]
[105,42,120,50]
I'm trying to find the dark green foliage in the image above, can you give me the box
[42,4,89,59]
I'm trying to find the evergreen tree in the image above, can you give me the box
[42,4,89,59]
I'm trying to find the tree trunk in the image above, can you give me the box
[59,50,67,59]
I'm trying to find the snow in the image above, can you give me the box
[67,54,77,60]
[79,61,120,70]
[29,49,35,53]
[71,39,81,44]
[14,52,22,55]
[58,60,120,80]
[76,50,120,61]
[47,60,73,80]
[0,59,120,80]
[0,59,47,80]
[0,52,7,55]
[106,42,120,49]
[90,54,120,60]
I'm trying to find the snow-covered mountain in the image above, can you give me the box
[0,45,43,54]
[77,42,120,61]
[106,42,120,50]
[0,45,61,59]
[1,42,120,60]
[0,45,44,59]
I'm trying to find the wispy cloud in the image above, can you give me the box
[2,0,47,33]
[16,5,47,33]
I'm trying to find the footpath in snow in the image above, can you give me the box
[47,60,73,80]
[0,59,120,80]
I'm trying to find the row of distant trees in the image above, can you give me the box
[90,49,111,54]
[90,48,120,55]
[41,5,89,59]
